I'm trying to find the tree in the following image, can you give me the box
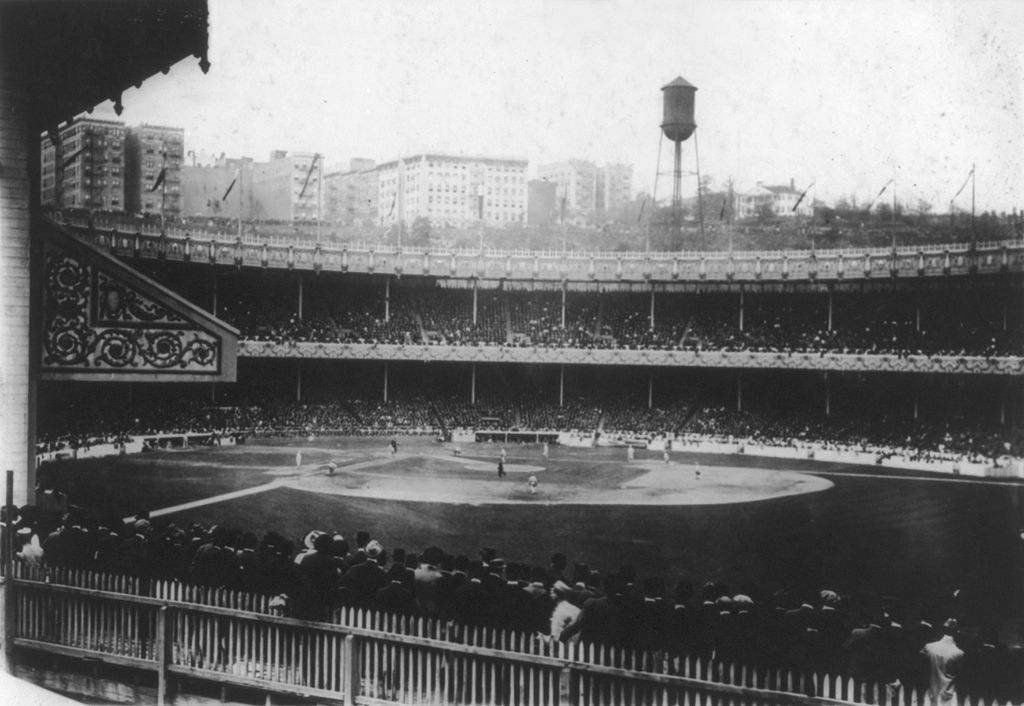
[409,216,432,246]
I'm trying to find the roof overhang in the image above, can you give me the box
[2,0,209,134]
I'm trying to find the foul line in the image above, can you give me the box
[129,479,285,522]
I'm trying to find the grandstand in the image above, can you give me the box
[19,200,1024,705]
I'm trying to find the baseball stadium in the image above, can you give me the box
[2,3,1024,705]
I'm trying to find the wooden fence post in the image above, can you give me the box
[559,666,573,706]
[156,605,171,706]
[342,634,357,705]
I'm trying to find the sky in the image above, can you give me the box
[86,0,1024,213]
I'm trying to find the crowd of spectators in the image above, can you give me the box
[36,391,1024,462]
[682,405,1024,462]
[10,507,1023,701]
[217,287,1024,357]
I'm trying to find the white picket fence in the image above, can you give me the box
[5,564,1020,706]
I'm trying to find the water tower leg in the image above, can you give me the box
[673,140,682,230]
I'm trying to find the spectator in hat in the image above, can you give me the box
[550,581,581,642]
[116,518,156,577]
[547,552,568,586]
[414,546,445,617]
[15,528,44,567]
[295,532,340,619]
[373,563,417,616]
[453,560,490,626]
[189,525,239,588]
[339,539,387,607]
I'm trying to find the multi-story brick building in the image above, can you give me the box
[536,160,634,223]
[377,153,527,228]
[324,158,377,225]
[40,117,127,211]
[251,150,322,222]
[527,179,558,226]
[535,159,598,224]
[181,156,254,219]
[124,124,185,217]
[597,163,634,217]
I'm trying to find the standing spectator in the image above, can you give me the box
[339,539,387,607]
[921,618,965,703]
[550,581,581,642]
[413,546,445,617]
[372,564,417,616]
[189,525,240,588]
[295,532,340,619]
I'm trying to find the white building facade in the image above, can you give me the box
[377,153,528,228]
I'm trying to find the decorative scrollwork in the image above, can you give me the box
[46,254,89,306]
[139,330,184,367]
[94,330,139,367]
[43,315,93,365]
[96,272,184,325]
[43,250,223,375]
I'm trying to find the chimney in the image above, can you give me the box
[790,177,795,191]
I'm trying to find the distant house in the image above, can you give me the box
[737,178,812,219]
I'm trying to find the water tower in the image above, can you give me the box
[660,76,698,226]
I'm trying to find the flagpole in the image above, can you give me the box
[160,142,167,232]
[694,127,706,245]
[317,153,322,244]
[892,178,897,249]
[971,162,976,242]
[397,159,404,250]
[238,165,243,239]
[649,132,664,255]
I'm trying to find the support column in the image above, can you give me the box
[824,372,830,417]
[384,278,390,323]
[999,384,1006,425]
[827,284,833,332]
[650,288,656,329]
[561,283,567,328]
[296,361,302,402]
[470,363,476,404]
[472,280,478,325]
[915,304,920,333]
[211,272,219,317]
[559,365,565,407]
[736,374,743,412]
[648,370,653,409]
[383,362,389,403]
[297,273,304,320]
[913,386,919,420]
[738,287,745,332]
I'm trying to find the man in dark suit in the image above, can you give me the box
[339,539,388,607]
[373,563,418,616]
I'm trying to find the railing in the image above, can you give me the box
[7,566,1020,706]
[57,214,1024,283]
